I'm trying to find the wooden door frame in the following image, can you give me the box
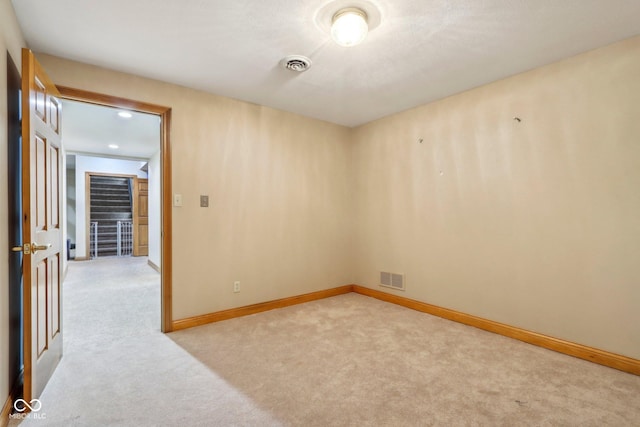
[58,86,173,333]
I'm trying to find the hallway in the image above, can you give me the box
[64,257,160,350]
[10,257,275,427]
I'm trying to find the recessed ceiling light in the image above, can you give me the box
[117,111,133,119]
[108,144,119,149]
[331,8,368,47]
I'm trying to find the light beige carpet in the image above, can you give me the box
[170,293,640,426]
[10,257,640,426]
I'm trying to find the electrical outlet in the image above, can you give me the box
[233,281,240,293]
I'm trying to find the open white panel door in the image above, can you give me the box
[17,48,64,402]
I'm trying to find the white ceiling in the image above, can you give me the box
[12,0,640,127]
[62,100,160,159]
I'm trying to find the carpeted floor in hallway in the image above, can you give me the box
[10,257,279,427]
[10,257,640,426]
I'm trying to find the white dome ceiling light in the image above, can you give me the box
[331,8,368,47]
[315,0,382,48]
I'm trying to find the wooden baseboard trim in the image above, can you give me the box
[352,285,640,376]
[147,259,161,273]
[172,285,354,331]
[168,283,639,375]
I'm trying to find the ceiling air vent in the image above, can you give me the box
[281,55,312,72]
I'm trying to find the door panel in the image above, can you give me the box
[36,262,47,356]
[49,96,60,134]
[21,48,63,402]
[34,77,46,120]
[50,146,59,227]
[36,135,46,229]
[51,255,60,337]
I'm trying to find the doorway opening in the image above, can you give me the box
[59,87,173,332]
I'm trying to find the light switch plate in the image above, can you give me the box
[200,195,209,207]
[173,194,183,207]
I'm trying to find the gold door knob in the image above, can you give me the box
[32,243,51,252]
[10,242,50,254]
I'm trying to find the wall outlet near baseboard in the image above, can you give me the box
[233,281,240,293]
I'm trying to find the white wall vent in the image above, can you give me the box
[380,271,405,291]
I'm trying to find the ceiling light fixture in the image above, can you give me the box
[108,144,119,149]
[331,7,368,47]
[117,111,133,119]
[315,1,381,48]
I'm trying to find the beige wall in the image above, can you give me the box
[36,53,354,320]
[32,37,640,361]
[352,36,640,359]
[0,0,25,411]
[2,12,639,415]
